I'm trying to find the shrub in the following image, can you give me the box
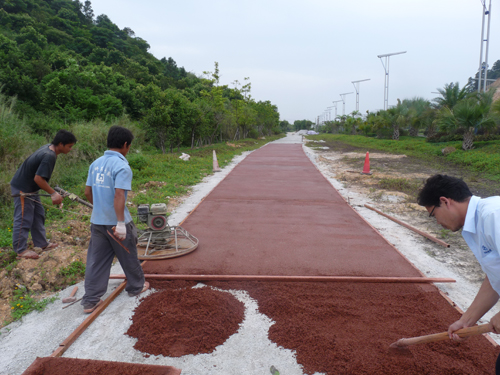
[128,153,148,171]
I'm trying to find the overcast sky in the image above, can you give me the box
[90,0,499,124]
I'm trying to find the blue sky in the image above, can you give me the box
[90,0,499,123]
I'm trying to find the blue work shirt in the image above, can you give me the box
[86,150,133,225]
[462,195,500,295]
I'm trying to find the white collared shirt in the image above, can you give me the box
[462,195,500,295]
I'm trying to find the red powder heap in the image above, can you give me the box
[207,281,500,375]
[126,286,244,357]
[21,357,181,375]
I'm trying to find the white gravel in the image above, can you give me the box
[1,132,498,375]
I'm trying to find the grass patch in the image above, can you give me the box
[308,134,500,182]
[9,284,58,322]
[57,261,86,285]
[0,225,13,248]
[0,250,18,273]
[378,178,421,198]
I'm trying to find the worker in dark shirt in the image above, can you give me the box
[10,130,77,259]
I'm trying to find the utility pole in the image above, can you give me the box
[377,51,406,110]
[478,0,492,92]
[339,92,354,116]
[351,79,370,112]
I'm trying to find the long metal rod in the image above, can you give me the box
[364,204,450,248]
[109,274,455,283]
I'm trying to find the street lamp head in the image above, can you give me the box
[377,51,407,58]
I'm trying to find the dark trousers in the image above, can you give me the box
[11,186,49,254]
[82,222,145,306]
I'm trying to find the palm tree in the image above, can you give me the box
[436,91,496,150]
[403,97,431,136]
[390,99,410,140]
[344,111,362,134]
[433,82,470,109]
[368,108,395,139]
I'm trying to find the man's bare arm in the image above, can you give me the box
[84,186,93,205]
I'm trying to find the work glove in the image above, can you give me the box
[114,221,127,240]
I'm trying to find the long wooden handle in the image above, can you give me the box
[392,323,492,348]
[69,286,78,298]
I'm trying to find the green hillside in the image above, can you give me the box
[0,0,283,142]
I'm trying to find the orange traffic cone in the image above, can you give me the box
[213,150,221,172]
[361,151,372,175]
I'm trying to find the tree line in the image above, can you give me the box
[0,0,282,152]
[319,67,500,151]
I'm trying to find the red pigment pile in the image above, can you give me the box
[22,357,181,375]
[141,280,499,375]
[126,285,244,357]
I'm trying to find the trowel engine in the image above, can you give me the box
[136,203,198,260]
[138,203,169,231]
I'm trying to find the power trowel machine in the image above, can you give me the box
[136,203,198,260]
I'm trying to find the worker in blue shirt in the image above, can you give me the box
[82,126,148,314]
[418,174,500,374]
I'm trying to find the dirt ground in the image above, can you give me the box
[307,138,500,289]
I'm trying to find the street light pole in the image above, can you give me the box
[332,100,342,119]
[339,92,354,116]
[377,51,406,110]
[478,0,492,92]
[326,106,333,121]
[351,79,371,112]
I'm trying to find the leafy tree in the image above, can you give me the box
[468,59,500,91]
[279,120,291,132]
[253,100,279,136]
[82,0,94,23]
[0,0,281,151]
[294,119,314,131]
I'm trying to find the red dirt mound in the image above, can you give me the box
[126,286,244,357]
[22,357,181,375]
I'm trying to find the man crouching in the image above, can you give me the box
[81,126,149,314]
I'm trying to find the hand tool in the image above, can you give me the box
[62,297,83,309]
[107,228,130,253]
[390,323,492,350]
[62,286,78,303]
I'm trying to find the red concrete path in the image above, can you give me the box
[144,144,421,277]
